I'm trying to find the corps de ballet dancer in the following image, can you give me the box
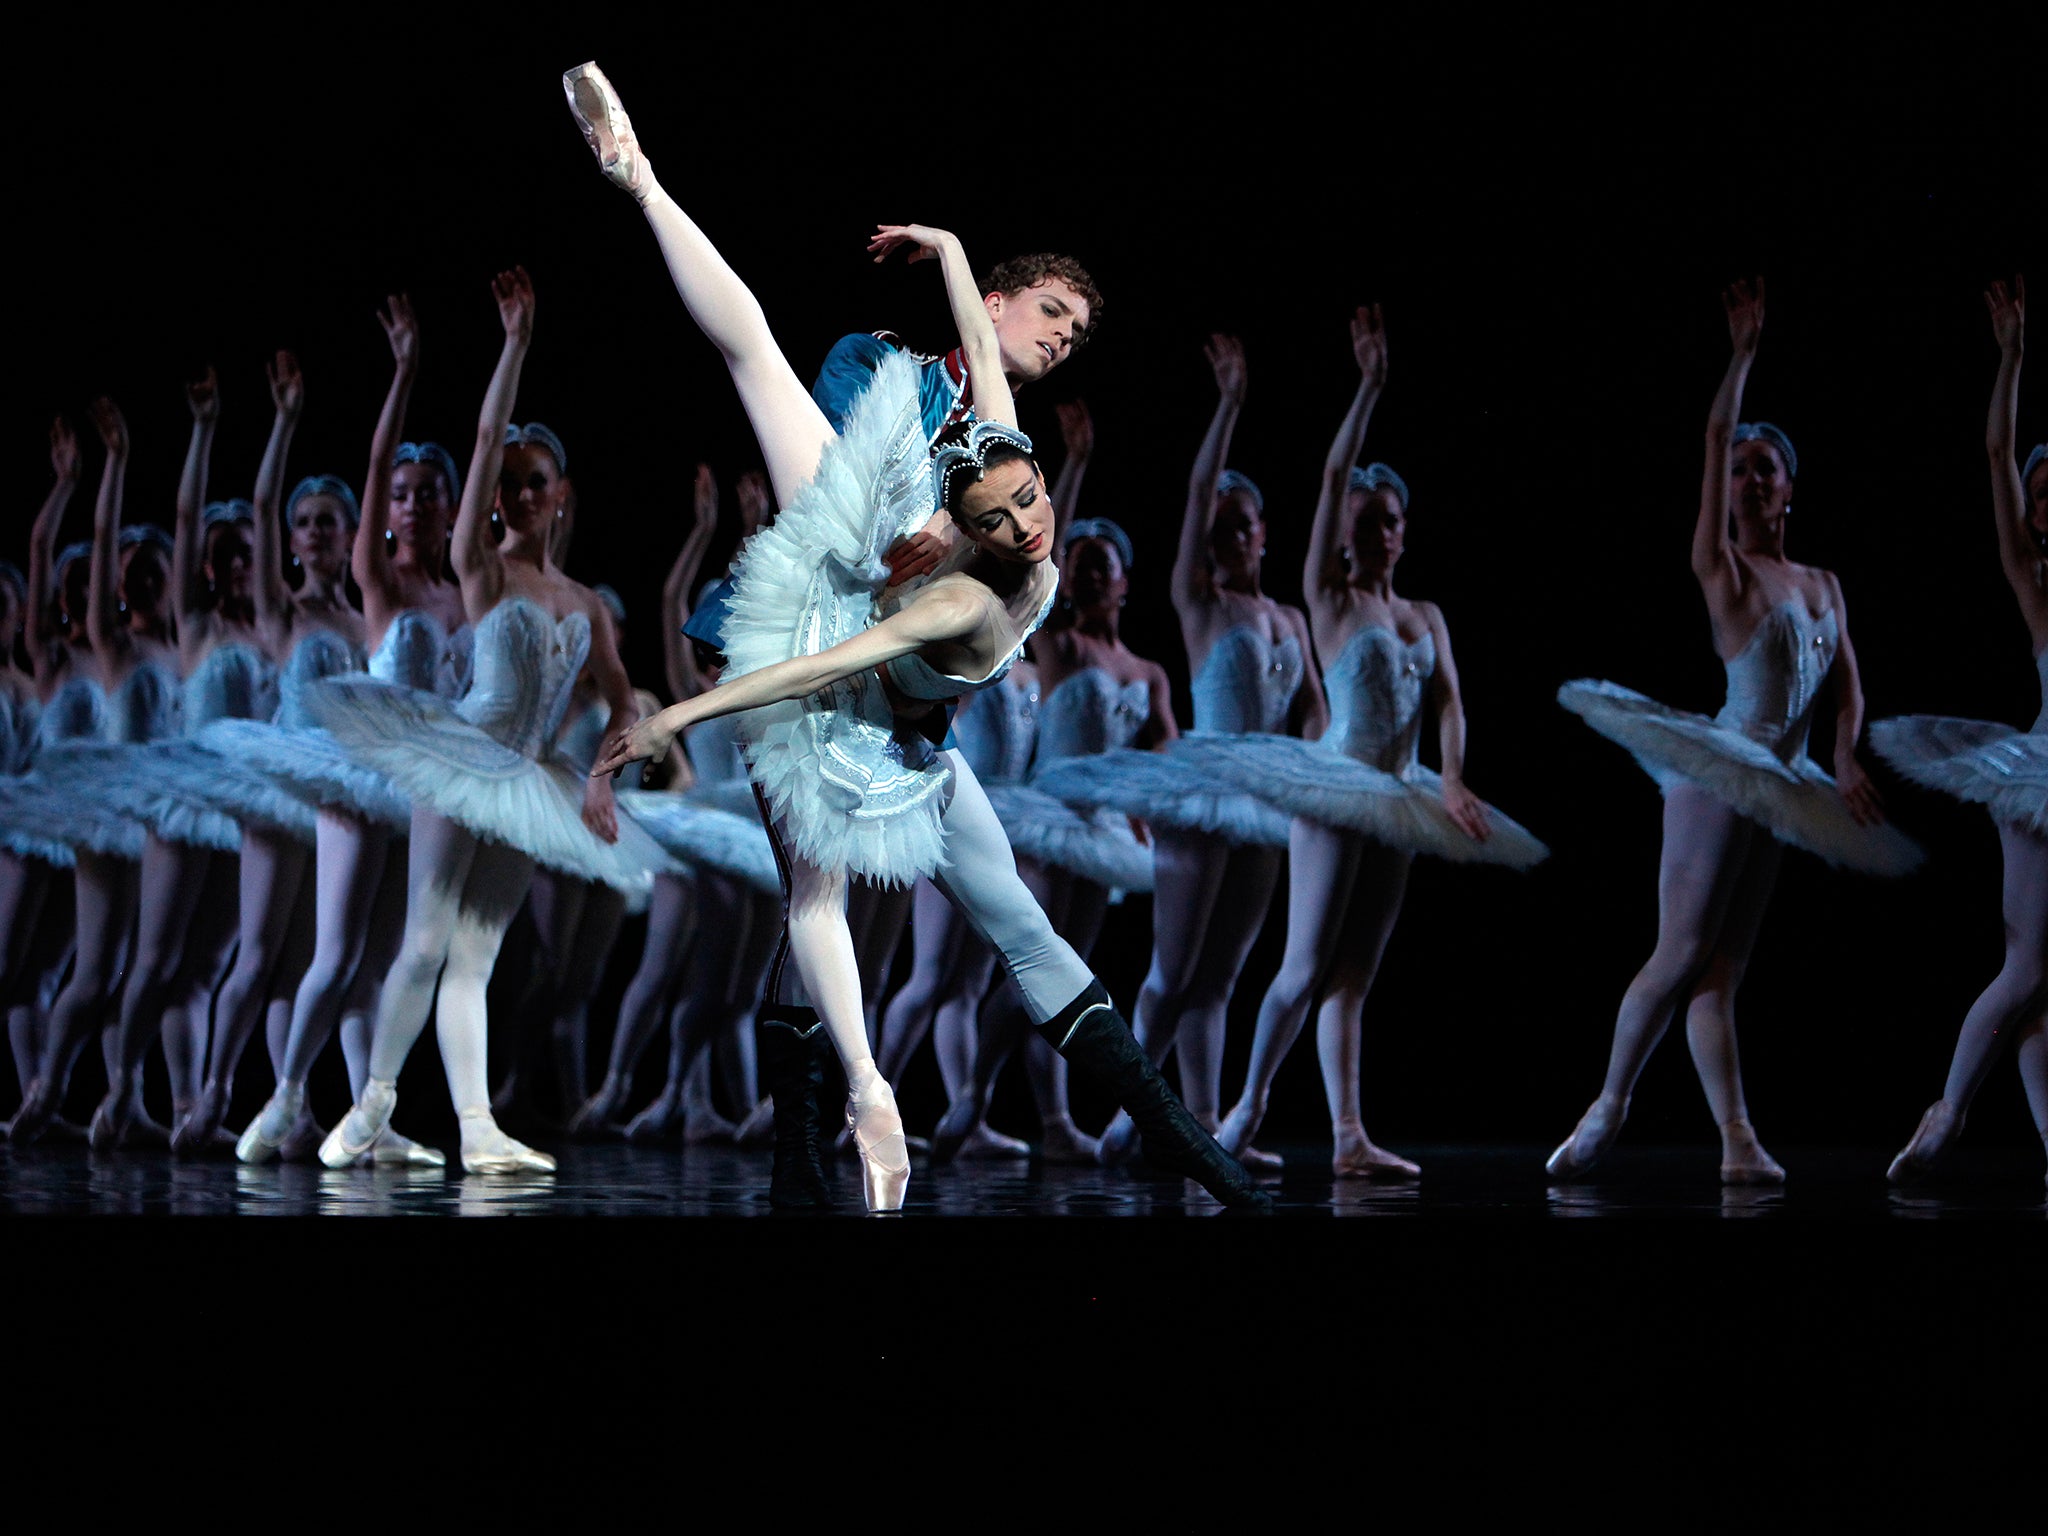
[567,61,1266,1211]
[573,466,783,1141]
[238,296,467,1165]
[1549,279,1921,1185]
[1059,335,1322,1172]
[299,266,665,1174]
[1195,308,1547,1177]
[928,510,1168,1164]
[1875,276,2048,1186]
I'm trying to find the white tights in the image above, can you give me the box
[202,826,313,1109]
[1934,821,2048,1136]
[102,837,238,1119]
[877,878,996,1098]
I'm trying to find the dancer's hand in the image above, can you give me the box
[379,293,419,372]
[1205,334,1247,403]
[267,350,304,423]
[186,366,220,425]
[50,416,80,483]
[1985,274,2026,355]
[1723,277,1765,356]
[90,397,130,457]
[736,471,771,537]
[581,774,620,842]
[884,529,946,586]
[1835,753,1885,827]
[868,224,957,266]
[1441,776,1493,842]
[493,266,536,344]
[593,705,685,779]
[1057,400,1094,463]
[1351,304,1388,392]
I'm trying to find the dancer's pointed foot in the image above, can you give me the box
[928,1092,982,1167]
[1241,1145,1286,1175]
[458,1109,556,1175]
[88,1083,143,1151]
[846,1070,909,1213]
[278,1105,327,1163]
[955,1123,1032,1161]
[319,1078,397,1169]
[623,1086,684,1144]
[1096,1109,1140,1167]
[5,1076,61,1145]
[363,1125,446,1168]
[1331,1120,1419,1179]
[1545,1093,1628,1182]
[236,1081,306,1165]
[561,62,653,201]
[732,1095,774,1149]
[1215,1096,1265,1160]
[1886,1100,1960,1184]
[170,1077,230,1156]
[681,1101,738,1146]
[1035,1114,1100,1165]
[1718,1119,1785,1185]
[567,1077,629,1139]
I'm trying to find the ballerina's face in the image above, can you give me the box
[498,444,566,540]
[119,543,169,621]
[1729,438,1792,542]
[956,457,1054,563]
[1062,534,1127,614]
[289,492,352,580]
[205,521,255,605]
[986,279,1091,384]
[1344,486,1406,579]
[1210,490,1265,583]
[391,462,454,551]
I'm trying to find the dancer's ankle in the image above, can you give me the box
[845,1059,883,1100]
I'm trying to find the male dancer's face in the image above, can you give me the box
[983,279,1092,384]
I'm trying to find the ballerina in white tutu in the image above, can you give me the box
[237,296,466,1166]
[569,60,1266,1211]
[1548,279,1919,1185]
[1876,276,2048,1186]
[1205,307,1547,1178]
[297,266,664,1175]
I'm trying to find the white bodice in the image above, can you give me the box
[1,693,39,774]
[1714,601,1837,761]
[1324,625,1434,774]
[37,676,107,751]
[1192,625,1303,734]
[276,630,366,730]
[455,598,589,761]
[110,660,184,744]
[369,610,473,699]
[182,645,276,735]
[557,701,609,775]
[1032,667,1150,771]
[951,672,1039,782]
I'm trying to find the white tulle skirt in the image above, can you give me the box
[197,719,413,833]
[984,780,1155,891]
[1870,716,2047,835]
[1560,680,1924,875]
[42,740,245,853]
[304,677,668,896]
[1169,731,1549,868]
[617,788,781,897]
[1029,747,1294,849]
[0,774,104,865]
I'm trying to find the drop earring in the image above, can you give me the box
[290,554,301,568]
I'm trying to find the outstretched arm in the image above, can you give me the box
[354,295,418,612]
[1305,306,1387,599]
[870,224,1016,429]
[1983,276,2046,644]
[1693,279,1763,600]
[578,597,638,841]
[1051,400,1092,553]
[27,418,80,679]
[251,350,303,637]
[451,268,533,613]
[84,399,130,660]
[1173,336,1246,612]
[1825,573,1884,826]
[1422,602,1491,842]
[172,369,219,642]
[661,463,722,701]
[592,584,985,777]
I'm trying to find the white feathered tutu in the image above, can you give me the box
[1029,747,1294,848]
[984,780,1155,890]
[718,347,953,888]
[1170,731,1550,868]
[1560,680,1924,875]
[0,695,78,866]
[303,599,666,896]
[616,788,781,896]
[1870,716,2047,835]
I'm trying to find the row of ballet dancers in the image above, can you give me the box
[0,258,2041,1195]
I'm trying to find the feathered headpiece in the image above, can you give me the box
[203,499,256,530]
[288,474,360,527]
[1064,517,1135,570]
[505,421,569,476]
[1350,462,1410,509]
[933,419,1036,513]
[1733,422,1798,479]
[394,441,463,499]
[1215,468,1264,513]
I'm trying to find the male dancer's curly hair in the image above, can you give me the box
[980,254,1103,346]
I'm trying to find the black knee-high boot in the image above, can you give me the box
[757,1007,832,1208]
[1035,982,1272,1212]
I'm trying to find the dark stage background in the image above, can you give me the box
[9,13,2045,1152]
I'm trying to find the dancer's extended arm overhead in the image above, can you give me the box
[1173,334,1246,613]
[1984,275,2047,647]
[661,463,723,705]
[1691,279,1761,608]
[171,368,218,667]
[83,398,129,663]
[1306,306,1388,603]
[26,417,80,688]
[354,295,416,624]
[1051,400,1091,550]
[451,267,535,613]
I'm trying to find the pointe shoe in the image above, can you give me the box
[1035,1114,1102,1166]
[567,1079,627,1139]
[458,1109,556,1175]
[1545,1095,1628,1182]
[87,1088,135,1152]
[1886,1101,1960,1184]
[732,1095,776,1149]
[171,1079,228,1157]
[562,63,652,200]
[363,1126,447,1168]
[1718,1119,1786,1186]
[1097,1110,1141,1167]
[928,1092,982,1167]
[318,1078,397,1169]
[236,1081,306,1165]
[1214,1098,1263,1160]
[1331,1126,1420,1180]
[847,1078,911,1213]
[1241,1145,1286,1175]
[956,1122,1033,1161]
